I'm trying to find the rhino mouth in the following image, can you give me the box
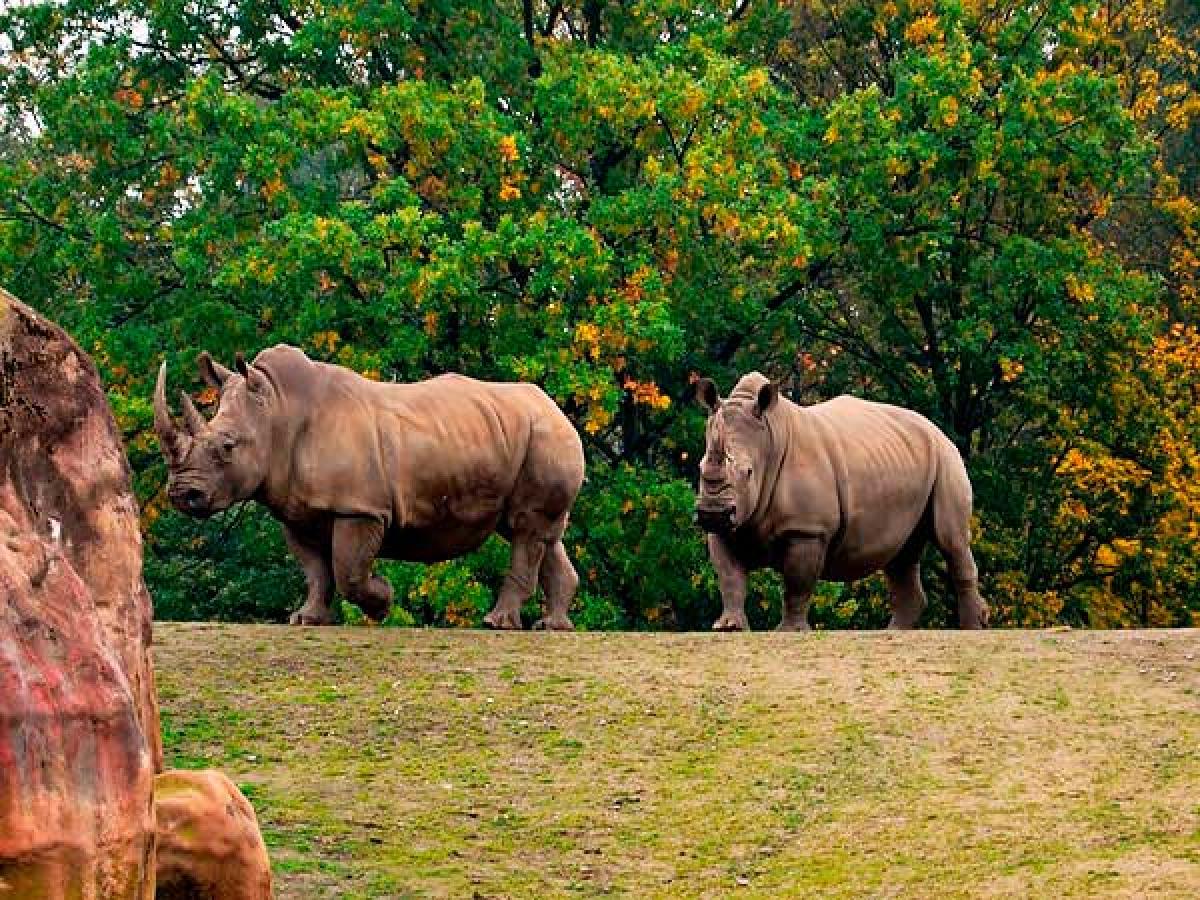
[695,502,737,533]
[169,486,217,519]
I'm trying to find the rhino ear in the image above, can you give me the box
[235,352,269,395]
[755,381,778,417]
[695,378,720,413]
[198,352,234,389]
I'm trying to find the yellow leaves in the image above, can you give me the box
[583,406,612,434]
[937,96,959,128]
[312,331,341,353]
[497,135,519,164]
[998,357,1024,383]
[904,13,941,45]
[574,322,603,361]
[743,68,769,96]
[261,175,286,202]
[1065,274,1095,303]
[423,311,439,336]
[823,123,840,144]
[621,499,634,514]
[886,157,911,177]
[499,181,521,202]
[679,88,704,119]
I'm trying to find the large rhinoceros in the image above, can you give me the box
[694,372,988,631]
[154,345,585,629]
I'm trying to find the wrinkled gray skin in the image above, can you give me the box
[695,372,988,631]
[155,345,585,629]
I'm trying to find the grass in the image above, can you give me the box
[154,625,1200,899]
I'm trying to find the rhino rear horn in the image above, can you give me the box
[153,362,189,463]
[198,351,235,389]
[179,389,207,436]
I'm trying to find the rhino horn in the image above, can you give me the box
[179,389,207,436]
[154,361,189,463]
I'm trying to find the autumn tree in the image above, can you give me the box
[0,0,1195,627]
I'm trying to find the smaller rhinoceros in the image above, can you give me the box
[694,372,987,631]
[154,345,585,629]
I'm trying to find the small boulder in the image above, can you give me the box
[154,770,273,900]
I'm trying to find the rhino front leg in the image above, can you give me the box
[284,525,334,626]
[484,536,548,630]
[708,533,749,632]
[332,516,394,623]
[778,538,823,632]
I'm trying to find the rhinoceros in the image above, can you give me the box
[154,345,585,629]
[694,372,987,630]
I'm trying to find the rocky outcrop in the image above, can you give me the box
[1,290,273,898]
[0,467,156,897]
[0,288,162,767]
[0,291,161,896]
[154,770,273,900]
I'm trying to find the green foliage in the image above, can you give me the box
[1,0,1196,627]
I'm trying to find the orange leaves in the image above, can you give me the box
[499,181,522,202]
[904,13,941,45]
[622,377,670,411]
[497,135,519,164]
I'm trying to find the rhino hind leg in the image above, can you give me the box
[484,535,549,630]
[331,516,394,624]
[532,540,578,631]
[884,560,927,629]
[930,463,989,629]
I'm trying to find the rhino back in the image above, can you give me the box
[770,396,955,578]
[271,365,578,533]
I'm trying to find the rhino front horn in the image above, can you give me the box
[154,361,189,463]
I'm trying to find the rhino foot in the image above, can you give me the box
[533,615,575,631]
[289,606,333,626]
[483,608,523,630]
[712,612,749,632]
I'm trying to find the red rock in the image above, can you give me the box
[0,289,162,769]
[0,504,156,898]
[154,770,273,900]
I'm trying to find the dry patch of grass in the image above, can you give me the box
[153,626,1200,899]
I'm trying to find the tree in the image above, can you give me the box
[0,0,1195,627]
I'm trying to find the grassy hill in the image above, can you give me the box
[154,625,1200,899]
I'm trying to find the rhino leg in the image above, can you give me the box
[284,525,334,626]
[884,560,926,629]
[778,538,823,632]
[708,533,749,632]
[533,540,577,631]
[332,516,394,623]
[930,470,989,629]
[484,536,548,630]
